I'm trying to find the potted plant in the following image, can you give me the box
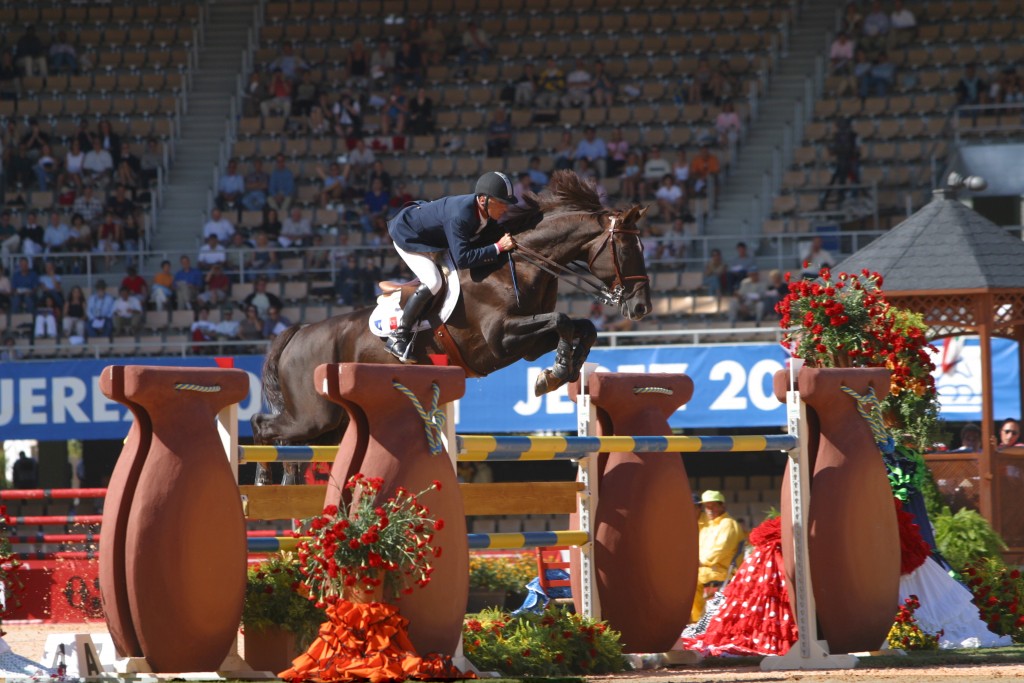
[241,551,323,673]
[467,552,537,612]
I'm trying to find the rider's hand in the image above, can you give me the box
[497,233,516,253]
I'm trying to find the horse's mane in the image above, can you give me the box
[502,170,605,235]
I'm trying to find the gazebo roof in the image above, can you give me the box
[834,194,1024,292]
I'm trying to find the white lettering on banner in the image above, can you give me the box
[19,378,48,425]
[709,360,749,411]
[53,377,90,424]
[749,359,785,411]
[0,379,12,426]
[514,368,544,416]
[615,364,647,373]
[547,383,575,414]
[90,376,122,422]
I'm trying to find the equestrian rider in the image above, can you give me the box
[385,171,518,361]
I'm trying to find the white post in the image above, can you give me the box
[760,390,857,671]
[575,363,601,621]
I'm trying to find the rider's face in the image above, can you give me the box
[478,196,509,221]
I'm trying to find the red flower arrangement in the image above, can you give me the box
[294,474,442,606]
[962,558,1024,641]
[886,595,942,650]
[777,267,939,449]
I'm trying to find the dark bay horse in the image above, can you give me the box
[252,171,652,446]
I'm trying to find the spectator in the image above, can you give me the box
[842,1,864,35]
[0,52,19,101]
[111,286,142,336]
[347,138,377,190]
[819,118,860,208]
[767,268,789,312]
[861,0,890,53]
[0,264,10,312]
[270,42,307,81]
[214,306,240,342]
[61,138,86,190]
[217,159,245,215]
[727,268,770,327]
[889,0,916,48]
[20,119,49,165]
[407,87,435,135]
[121,213,141,260]
[395,40,423,86]
[690,146,720,197]
[238,304,265,349]
[292,70,319,118]
[37,260,63,306]
[514,63,538,107]
[19,211,45,256]
[360,178,391,233]
[10,259,42,316]
[243,276,283,318]
[345,40,371,90]
[262,305,292,339]
[620,152,643,203]
[12,451,39,489]
[591,60,616,107]
[242,158,270,212]
[198,262,231,306]
[120,265,148,306]
[1,211,19,258]
[279,206,313,248]
[703,248,726,297]
[16,26,47,78]
[62,285,86,340]
[246,230,281,282]
[43,212,71,253]
[94,212,122,267]
[862,51,896,98]
[389,181,414,210]
[202,207,236,245]
[86,279,115,338]
[173,255,203,310]
[829,32,855,75]
[258,208,283,242]
[106,184,134,219]
[190,306,218,352]
[369,41,395,83]
[380,83,408,136]
[513,173,532,206]
[460,21,492,65]
[261,70,292,119]
[68,213,92,252]
[140,137,162,188]
[536,58,566,109]
[34,293,60,339]
[562,59,593,109]
[97,120,122,166]
[655,174,686,223]
[150,259,174,311]
[331,92,363,140]
[198,234,227,272]
[847,48,872,98]
[606,127,629,178]
[574,126,608,179]
[642,148,672,198]
[268,155,296,214]
[726,241,757,293]
[691,490,746,623]
[33,143,58,191]
[73,185,105,227]
[334,254,365,305]
[956,63,988,106]
[316,162,349,209]
[82,136,114,187]
[47,30,78,74]
[672,148,691,192]
[421,18,448,66]
[485,108,512,158]
[715,101,742,148]
[688,58,717,104]
[996,419,1023,449]
[552,129,576,171]
[800,236,834,279]
[953,423,982,452]
[527,155,549,192]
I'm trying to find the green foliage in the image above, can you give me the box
[962,557,1024,642]
[242,552,324,649]
[468,553,536,597]
[933,506,1007,570]
[463,606,625,676]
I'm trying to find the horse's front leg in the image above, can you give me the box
[500,313,597,396]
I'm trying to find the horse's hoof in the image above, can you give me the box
[534,369,561,396]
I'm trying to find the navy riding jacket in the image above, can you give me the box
[387,194,502,270]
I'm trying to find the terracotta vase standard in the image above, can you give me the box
[774,366,901,654]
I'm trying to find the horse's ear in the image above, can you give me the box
[637,206,649,222]
[620,205,641,225]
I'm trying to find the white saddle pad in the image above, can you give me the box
[368,252,460,337]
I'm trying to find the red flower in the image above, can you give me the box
[433,519,445,531]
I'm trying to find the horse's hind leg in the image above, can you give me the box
[251,402,346,446]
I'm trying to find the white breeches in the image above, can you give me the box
[394,243,443,295]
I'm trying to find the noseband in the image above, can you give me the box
[586,214,650,305]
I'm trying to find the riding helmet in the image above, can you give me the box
[474,171,517,204]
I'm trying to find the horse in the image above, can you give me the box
[252,171,652,447]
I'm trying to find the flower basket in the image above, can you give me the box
[244,626,299,674]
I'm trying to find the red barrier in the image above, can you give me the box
[0,488,108,500]
[7,558,103,622]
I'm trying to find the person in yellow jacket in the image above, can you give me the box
[691,489,747,623]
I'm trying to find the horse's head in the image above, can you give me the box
[586,205,652,321]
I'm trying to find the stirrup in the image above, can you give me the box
[385,332,418,363]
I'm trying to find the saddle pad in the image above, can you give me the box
[368,252,460,337]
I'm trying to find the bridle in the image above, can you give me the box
[510,212,649,307]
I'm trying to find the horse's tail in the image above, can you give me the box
[261,324,302,412]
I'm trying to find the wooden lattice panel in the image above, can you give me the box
[991,291,1024,337]
[890,293,979,337]
[923,455,981,512]
[997,454,1024,548]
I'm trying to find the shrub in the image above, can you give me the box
[962,557,1024,642]
[468,552,536,599]
[932,505,1006,570]
[242,552,324,649]
[463,606,625,676]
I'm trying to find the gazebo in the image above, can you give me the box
[834,185,1024,560]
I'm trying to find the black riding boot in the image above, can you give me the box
[385,284,434,362]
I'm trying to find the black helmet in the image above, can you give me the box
[475,171,516,204]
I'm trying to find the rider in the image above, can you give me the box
[385,171,518,361]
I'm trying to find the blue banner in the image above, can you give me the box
[0,338,1017,441]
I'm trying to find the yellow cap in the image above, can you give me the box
[701,490,726,504]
